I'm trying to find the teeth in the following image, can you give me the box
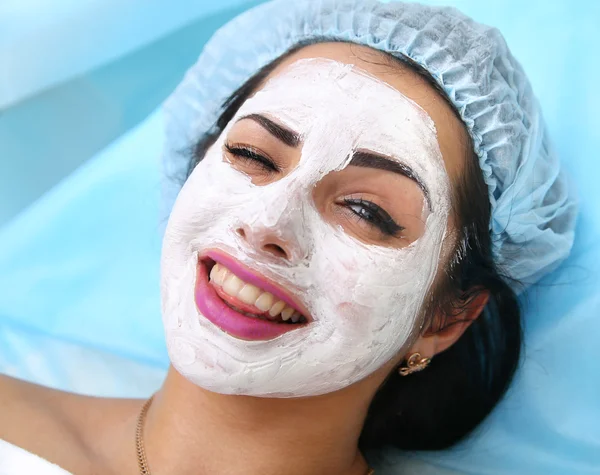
[280,307,294,321]
[255,292,274,311]
[269,300,286,317]
[212,264,228,286]
[220,266,230,281]
[238,284,261,305]
[223,274,244,296]
[209,264,223,285]
[209,262,306,323]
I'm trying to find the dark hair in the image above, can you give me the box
[187,42,522,452]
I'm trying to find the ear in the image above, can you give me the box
[406,289,489,359]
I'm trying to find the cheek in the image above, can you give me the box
[172,143,255,223]
[306,219,442,349]
[310,231,414,325]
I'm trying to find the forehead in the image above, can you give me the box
[261,42,468,182]
[245,58,435,139]
[232,56,450,208]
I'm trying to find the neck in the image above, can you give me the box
[141,367,374,475]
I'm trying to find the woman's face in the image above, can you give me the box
[161,44,466,397]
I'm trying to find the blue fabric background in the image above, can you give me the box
[0,1,598,473]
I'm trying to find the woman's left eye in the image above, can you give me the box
[343,198,404,237]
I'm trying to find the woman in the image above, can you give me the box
[0,1,576,474]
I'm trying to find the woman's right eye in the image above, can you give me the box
[224,143,279,173]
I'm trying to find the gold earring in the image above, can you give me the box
[398,352,431,376]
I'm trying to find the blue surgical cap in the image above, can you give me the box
[162,0,578,290]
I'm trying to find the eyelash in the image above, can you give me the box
[343,198,404,237]
[224,143,279,172]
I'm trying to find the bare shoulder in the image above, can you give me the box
[0,373,69,434]
[0,374,144,474]
[0,373,92,470]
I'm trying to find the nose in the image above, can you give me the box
[235,226,302,262]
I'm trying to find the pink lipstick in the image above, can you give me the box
[194,251,310,341]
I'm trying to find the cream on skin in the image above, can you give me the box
[161,58,451,397]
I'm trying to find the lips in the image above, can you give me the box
[194,250,310,340]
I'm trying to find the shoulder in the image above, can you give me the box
[0,374,91,472]
[0,373,68,437]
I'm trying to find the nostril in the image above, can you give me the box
[262,243,288,259]
[236,228,246,238]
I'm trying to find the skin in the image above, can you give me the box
[0,43,489,475]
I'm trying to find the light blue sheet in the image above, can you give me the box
[0,110,167,370]
[0,0,263,227]
[0,1,598,474]
[0,0,258,108]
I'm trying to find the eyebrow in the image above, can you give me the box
[238,113,301,148]
[349,150,432,211]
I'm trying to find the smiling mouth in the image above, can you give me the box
[207,260,308,324]
[194,252,310,341]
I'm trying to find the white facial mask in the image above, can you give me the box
[161,58,451,397]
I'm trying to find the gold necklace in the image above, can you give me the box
[135,396,153,475]
[135,396,374,475]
